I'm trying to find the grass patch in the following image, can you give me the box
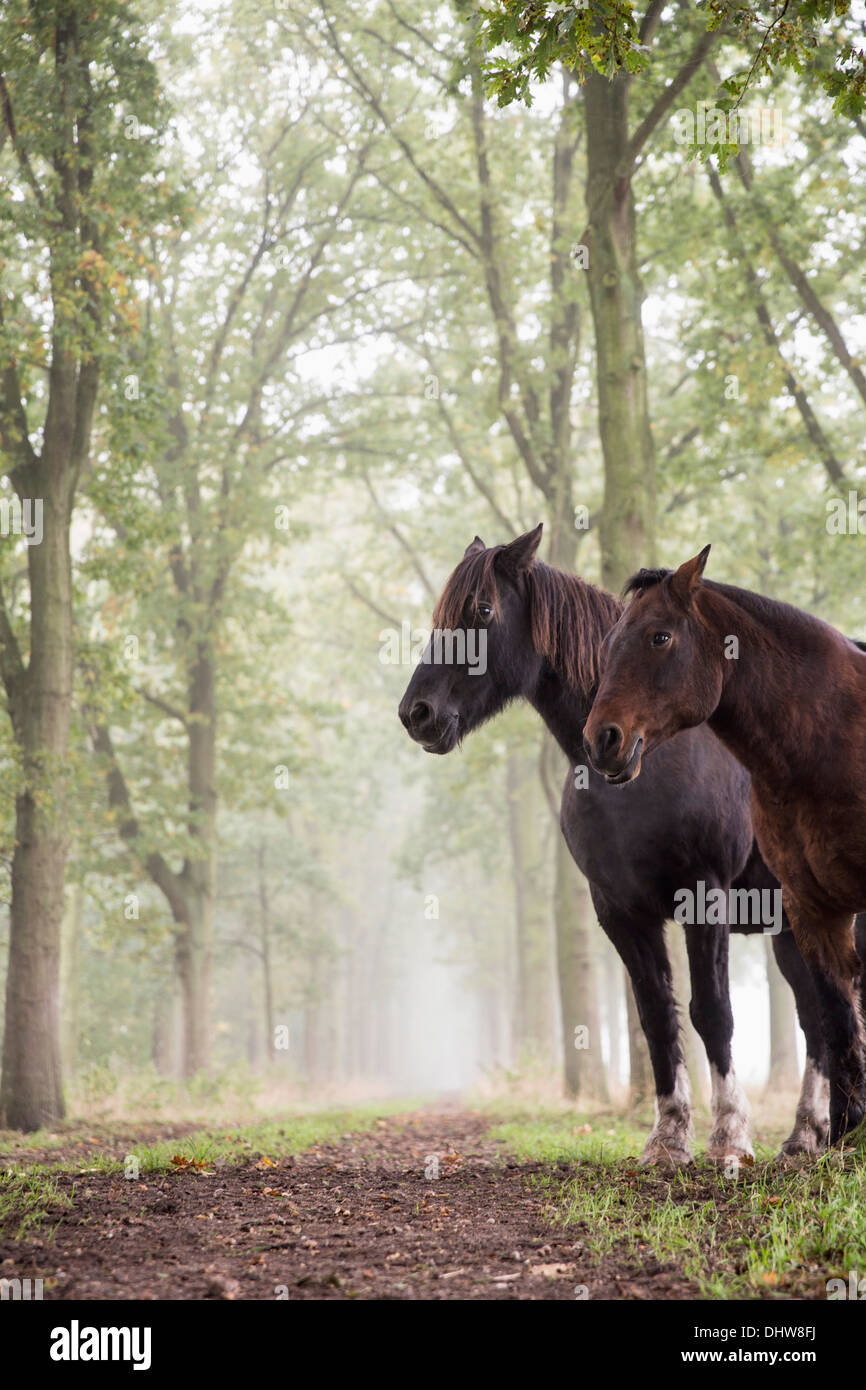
[0,1169,74,1240]
[488,1111,647,1165]
[84,1103,418,1176]
[492,1111,866,1299]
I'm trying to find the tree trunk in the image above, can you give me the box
[554,834,609,1101]
[59,882,82,1080]
[92,640,218,1079]
[174,645,217,1076]
[257,844,275,1065]
[764,935,800,1091]
[584,69,656,592]
[0,496,74,1130]
[505,751,555,1057]
[625,984,652,1106]
[603,943,624,1090]
[545,520,611,1099]
[174,892,211,1078]
[152,984,176,1076]
[668,927,710,1107]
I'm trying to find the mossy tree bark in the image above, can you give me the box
[555,839,610,1101]
[506,752,556,1058]
[584,69,657,593]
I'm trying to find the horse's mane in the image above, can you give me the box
[433,546,504,629]
[622,567,673,597]
[622,565,866,654]
[433,547,620,694]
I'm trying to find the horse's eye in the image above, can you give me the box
[651,631,671,647]
[477,602,493,622]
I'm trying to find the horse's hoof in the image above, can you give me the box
[638,1143,693,1168]
[775,1131,827,1163]
[706,1147,754,1168]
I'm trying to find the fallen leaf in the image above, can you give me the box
[530,1262,575,1279]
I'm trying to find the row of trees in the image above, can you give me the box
[0,0,863,1127]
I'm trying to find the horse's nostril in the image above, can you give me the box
[410,700,433,729]
[600,723,623,757]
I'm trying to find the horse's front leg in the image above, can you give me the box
[683,918,753,1164]
[593,899,693,1166]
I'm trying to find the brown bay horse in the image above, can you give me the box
[585,546,866,1142]
[398,528,858,1161]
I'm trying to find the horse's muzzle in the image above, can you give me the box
[398,697,459,754]
[586,723,644,784]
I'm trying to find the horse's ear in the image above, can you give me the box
[498,523,543,576]
[670,545,711,604]
[464,535,486,557]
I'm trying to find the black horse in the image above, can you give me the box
[398,525,860,1164]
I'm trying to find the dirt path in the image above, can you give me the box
[0,1109,697,1300]
[0,1106,697,1301]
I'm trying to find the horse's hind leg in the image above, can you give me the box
[855,913,866,1023]
[771,928,829,1157]
[810,968,865,1142]
[787,902,866,1143]
[683,920,753,1163]
[592,901,693,1166]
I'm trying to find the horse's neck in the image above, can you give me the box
[524,573,617,763]
[706,589,841,790]
[528,667,594,764]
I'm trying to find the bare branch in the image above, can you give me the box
[0,73,45,206]
[135,686,189,728]
[628,28,720,166]
[343,576,403,628]
[707,163,848,490]
[317,0,481,251]
[362,472,436,599]
[89,719,188,922]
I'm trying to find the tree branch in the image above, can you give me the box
[628,27,720,166]
[343,576,403,629]
[89,719,189,922]
[362,472,436,599]
[135,686,189,728]
[0,72,45,207]
[707,163,848,490]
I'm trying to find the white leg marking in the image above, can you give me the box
[707,1063,753,1161]
[640,1063,693,1167]
[779,1058,830,1158]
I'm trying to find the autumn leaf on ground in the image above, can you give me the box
[530,1263,575,1279]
